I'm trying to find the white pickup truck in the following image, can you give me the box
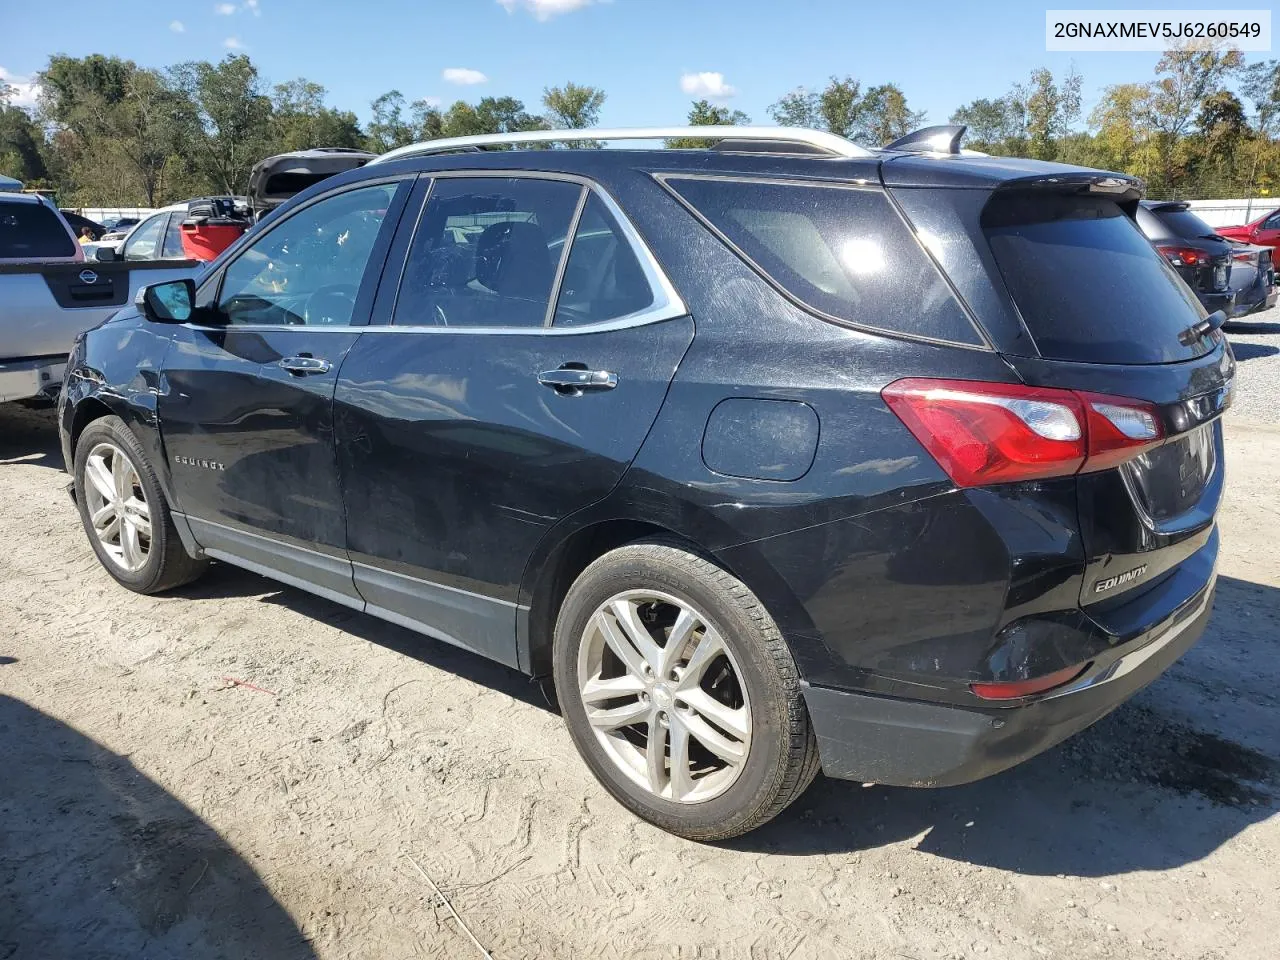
[1,192,197,404]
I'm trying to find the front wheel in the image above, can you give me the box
[74,415,208,594]
[553,541,820,841]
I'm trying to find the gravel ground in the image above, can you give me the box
[0,400,1277,960]
[1226,300,1280,423]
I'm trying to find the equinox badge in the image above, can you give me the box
[174,455,226,471]
[1094,564,1147,594]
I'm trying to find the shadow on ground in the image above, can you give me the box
[1230,341,1280,362]
[191,560,1279,878]
[0,695,317,960]
[0,404,62,472]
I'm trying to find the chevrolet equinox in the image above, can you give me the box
[60,126,1232,840]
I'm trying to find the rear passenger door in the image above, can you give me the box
[334,174,694,667]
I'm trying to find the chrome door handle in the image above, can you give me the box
[537,368,618,394]
[278,356,332,376]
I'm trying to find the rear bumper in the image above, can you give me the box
[804,575,1215,787]
[0,355,65,403]
[1229,282,1278,317]
[1195,290,1235,315]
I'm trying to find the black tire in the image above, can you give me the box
[553,539,820,841]
[73,415,208,594]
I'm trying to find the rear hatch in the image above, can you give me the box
[980,184,1231,608]
[886,163,1232,610]
[247,148,376,218]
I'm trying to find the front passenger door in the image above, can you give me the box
[160,179,408,604]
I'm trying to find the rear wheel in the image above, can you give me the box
[553,541,819,841]
[74,416,208,594]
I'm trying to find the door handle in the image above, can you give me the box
[537,367,618,395]
[278,356,332,376]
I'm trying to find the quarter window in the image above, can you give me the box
[216,183,397,327]
[664,176,981,345]
[552,194,656,327]
[395,177,582,328]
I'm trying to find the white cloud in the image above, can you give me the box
[244,0,261,16]
[223,36,245,49]
[215,2,237,13]
[497,0,595,20]
[442,67,488,86]
[169,19,185,32]
[680,72,737,99]
[0,67,41,109]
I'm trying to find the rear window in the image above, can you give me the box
[0,201,76,259]
[1152,207,1220,241]
[664,177,982,345]
[984,195,1209,364]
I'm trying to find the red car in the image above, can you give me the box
[1217,206,1280,267]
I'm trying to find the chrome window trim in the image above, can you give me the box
[193,174,414,325]
[654,171,995,353]
[384,169,688,336]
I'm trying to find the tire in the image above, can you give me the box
[553,539,820,841]
[73,415,208,594]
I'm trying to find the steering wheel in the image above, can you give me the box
[303,284,358,326]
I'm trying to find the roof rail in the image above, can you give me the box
[368,126,875,165]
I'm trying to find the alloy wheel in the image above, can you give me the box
[577,590,752,803]
[82,442,152,573]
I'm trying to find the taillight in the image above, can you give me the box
[1156,245,1205,267]
[882,378,1164,487]
[1232,250,1255,263]
[970,663,1088,701]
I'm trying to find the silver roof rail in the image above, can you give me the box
[368,126,874,165]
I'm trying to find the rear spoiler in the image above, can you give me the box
[990,172,1145,206]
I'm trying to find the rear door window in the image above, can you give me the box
[553,193,656,326]
[662,176,982,345]
[0,201,76,259]
[984,194,1210,364]
[395,177,582,328]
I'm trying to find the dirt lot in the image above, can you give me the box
[2,342,1278,959]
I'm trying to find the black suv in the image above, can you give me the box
[1136,200,1236,316]
[60,127,1231,841]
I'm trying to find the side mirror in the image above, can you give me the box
[138,279,196,324]
[93,245,119,262]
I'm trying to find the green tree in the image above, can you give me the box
[272,79,363,151]
[816,76,863,140]
[542,82,605,128]
[860,83,926,144]
[667,100,750,148]
[1148,44,1243,193]
[411,99,444,140]
[38,54,188,204]
[0,85,49,184]
[1089,82,1154,175]
[365,90,416,152]
[439,96,548,141]
[950,96,1023,151]
[1017,67,1082,160]
[767,87,820,128]
[170,55,274,196]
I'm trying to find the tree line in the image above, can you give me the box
[1,48,1277,208]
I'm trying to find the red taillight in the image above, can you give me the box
[1156,244,1205,267]
[970,663,1089,701]
[882,378,1164,488]
[1232,250,1254,263]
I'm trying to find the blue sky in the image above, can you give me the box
[1,0,1270,134]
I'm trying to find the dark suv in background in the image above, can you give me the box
[60,126,1231,840]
